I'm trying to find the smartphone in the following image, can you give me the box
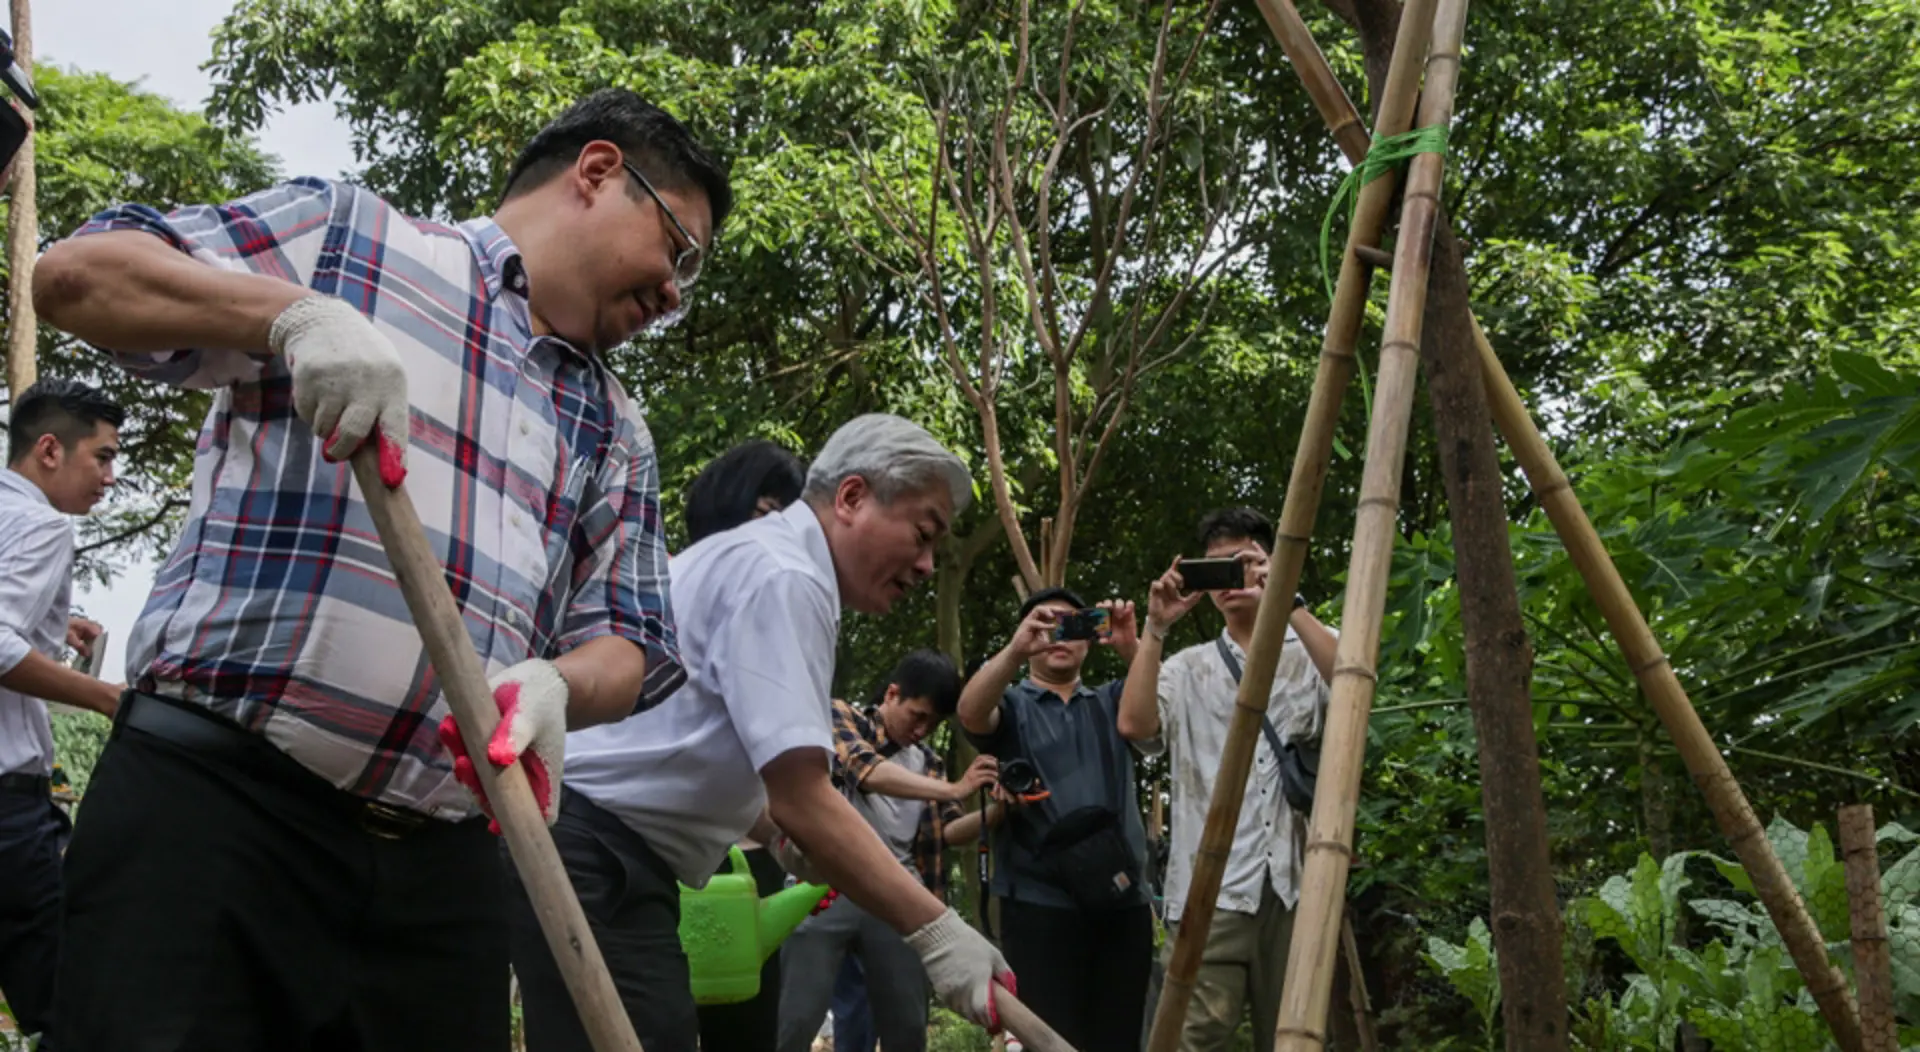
[1177,557,1246,592]
[1052,607,1110,642]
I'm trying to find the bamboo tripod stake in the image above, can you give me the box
[349,450,646,1052]
[1838,805,1897,1052]
[1143,0,1436,1046]
[1254,4,1864,1045]
[1275,0,1470,1046]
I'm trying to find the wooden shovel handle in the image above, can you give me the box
[350,449,644,1052]
[998,989,1079,1052]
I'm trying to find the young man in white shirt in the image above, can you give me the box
[499,415,1015,1052]
[1117,508,1338,1052]
[0,379,123,1048]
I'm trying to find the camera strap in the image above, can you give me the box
[1214,637,1289,762]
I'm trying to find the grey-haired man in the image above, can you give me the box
[507,414,1015,1052]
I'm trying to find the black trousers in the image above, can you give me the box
[55,701,510,1052]
[508,787,699,1052]
[696,846,786,1052]
[0,780,68,1045]
[999,897,1153,1052]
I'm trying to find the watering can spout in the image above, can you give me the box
[758,881,830,963]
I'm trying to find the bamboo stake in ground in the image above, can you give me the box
[4,0,38,395]
[1253,5,1865,1046]
[348,450,645,1052]
[1273,0,1470,1046]
[1839,805,1898,1052]
[1141,0,1437,1047]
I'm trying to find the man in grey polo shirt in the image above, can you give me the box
[958,586,1152,1052]
[506,415,1016,1052]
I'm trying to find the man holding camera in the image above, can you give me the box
[775,648,1003,1052]
[1117,509,1337,1052]
[958,587,1153,1052]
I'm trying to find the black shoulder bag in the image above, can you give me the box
[1011,702,1144,912]
[1215,637,1320,814]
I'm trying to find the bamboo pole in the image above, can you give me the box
[1140,1,1437,1047]
[1839,805,1897,1052]
[348,450,646,1052]
[4,0,37,395]
[1253,5,1865,1047]
[1274,0,1469,1046]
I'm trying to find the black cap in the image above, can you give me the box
[1018,586,1088,621]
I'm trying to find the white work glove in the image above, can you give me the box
[770,833,830,885]
[269,295,411,488]
[439,658,569,830]
[906,908,1018,1031]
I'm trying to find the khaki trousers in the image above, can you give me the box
[1160,882,1293,1052]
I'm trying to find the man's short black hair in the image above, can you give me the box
[7,378,124,465]
[684,440,806,545]
[1198,507,1275,554]
[870,649,964,717]
[503,88,733,234]
[1018,586,1088,623]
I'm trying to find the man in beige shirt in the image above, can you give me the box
[1118,508,1337,1052]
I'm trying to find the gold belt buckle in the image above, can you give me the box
[360,800,428,840]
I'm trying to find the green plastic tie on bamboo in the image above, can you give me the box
[1319,125,1450,303]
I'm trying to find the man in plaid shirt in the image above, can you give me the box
[774,649,1001,1052]
[30,89,725,1051]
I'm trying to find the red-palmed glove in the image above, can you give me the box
[439,658,568,830]
[905,908,1018,1031]
[269,295,411,488]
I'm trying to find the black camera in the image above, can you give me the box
[0,28,38,177]
[999,758,1045,797]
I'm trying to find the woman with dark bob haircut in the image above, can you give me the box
[684,439,807,545]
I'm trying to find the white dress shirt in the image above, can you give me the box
[0,470,77,777]
[564,501,839,887]
[1139,627,1331,921]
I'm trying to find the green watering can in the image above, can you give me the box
[678,845,832,1005]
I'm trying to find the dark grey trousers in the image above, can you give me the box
[775,895,929,1052]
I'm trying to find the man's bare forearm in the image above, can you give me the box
[1290,608,1338,684]
[0,651,121,717]
[957,646,1020,736]
[34,231,307,354]
[1117,636,1165,741]
[859,760,960,803]
[942,804,1004,846]
[764,751,945,933]
[557,636,649,730]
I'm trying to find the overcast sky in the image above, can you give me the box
[33,0,359,677]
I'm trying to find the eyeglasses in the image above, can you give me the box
[621,160,704,292]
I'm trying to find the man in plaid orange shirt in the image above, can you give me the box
[775,649,1001,1052]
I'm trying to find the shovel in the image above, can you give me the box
[350,449,643,1052]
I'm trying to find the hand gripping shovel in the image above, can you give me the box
[350,449,643,1052]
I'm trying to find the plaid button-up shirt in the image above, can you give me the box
[74,178,683,818]
[829,699,964,900]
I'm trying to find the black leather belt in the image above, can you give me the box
[0,772,51,795]
[119,690,438,840]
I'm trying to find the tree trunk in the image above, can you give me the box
[1419,223,1569,1050]
[4,0,36,396]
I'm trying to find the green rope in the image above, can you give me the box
[1319,125,1451,302]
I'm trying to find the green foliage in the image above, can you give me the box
[49,710,111,798]
[1424,916,1502,1050]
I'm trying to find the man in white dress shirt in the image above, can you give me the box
[1117,508,1338,1052]
[0,379,123,1047]
[507,414,1016,1052]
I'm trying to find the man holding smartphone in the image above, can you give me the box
[957,587,1152,1052]
[1117,508,1337,1052]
